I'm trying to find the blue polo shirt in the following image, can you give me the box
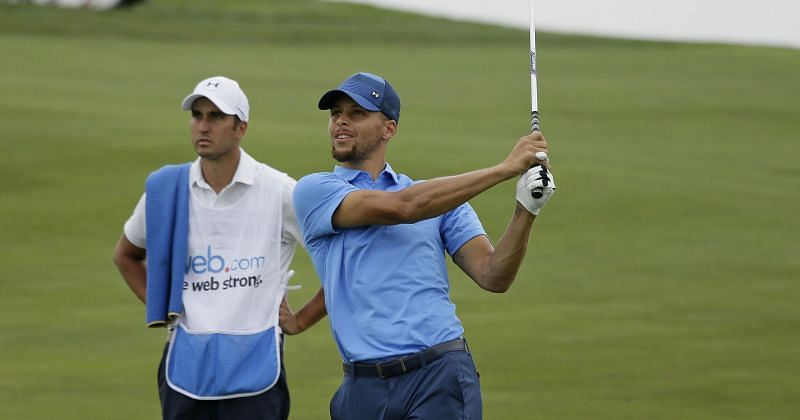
[293,164,486,362]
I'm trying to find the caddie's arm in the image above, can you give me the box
[332,133,549,228]
[113,234,147,303]
[279,287,327,335]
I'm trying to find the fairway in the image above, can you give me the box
[1,1,799,419]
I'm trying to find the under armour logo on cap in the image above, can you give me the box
[371,91,380,98]
[181,76,250,122]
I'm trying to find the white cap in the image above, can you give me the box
[181,76,249,122]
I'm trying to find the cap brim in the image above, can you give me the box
[318,89,381,112]
[181,93,237,116]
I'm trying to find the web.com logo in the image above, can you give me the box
[185,246,265,274]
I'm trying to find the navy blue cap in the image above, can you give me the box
[318,72,401,123]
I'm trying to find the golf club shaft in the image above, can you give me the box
[529,0,545,199]
[530,0,539,134]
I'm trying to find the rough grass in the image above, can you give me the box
[1,1,798,419]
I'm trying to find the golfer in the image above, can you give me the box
[113,76,300,420]
[282,72,555,419]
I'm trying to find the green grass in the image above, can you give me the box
[1,1,799,419]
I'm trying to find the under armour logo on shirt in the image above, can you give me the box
[371,91,380,98]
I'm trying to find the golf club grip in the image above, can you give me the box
[530,112,545,198]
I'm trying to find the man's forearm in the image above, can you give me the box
[482,203,536,291]
[295,288,327,333]
[113,235,148,304]
[116,259,147,303]
[396,164,515,223]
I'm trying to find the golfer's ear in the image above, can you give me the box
[383,119,397,140]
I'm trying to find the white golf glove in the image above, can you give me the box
[516,166,555,215]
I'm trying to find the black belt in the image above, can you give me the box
[342,338,469,379]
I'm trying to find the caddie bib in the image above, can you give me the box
[165,164,288,400]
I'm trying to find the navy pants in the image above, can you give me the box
[331,351,482,420]
[157,344,290,420]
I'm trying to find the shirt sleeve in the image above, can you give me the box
[123,193,147,249]
[281,176,302,248]
[293,173,358,247]
[440,202,486,256]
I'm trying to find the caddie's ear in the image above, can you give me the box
[235,120,248,138]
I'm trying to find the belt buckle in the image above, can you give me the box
[376,363,385,378]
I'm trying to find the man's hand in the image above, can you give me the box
[502,132,550,176]
[516,166,555,215]
[278,298,301,335]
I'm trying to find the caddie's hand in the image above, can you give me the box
[516,166,556,215]
[278,298,301,335]
[503,132,550,176]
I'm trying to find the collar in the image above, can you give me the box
[190,148,257,190]
[333,163,400,185]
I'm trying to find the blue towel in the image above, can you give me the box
[145,163,191,327]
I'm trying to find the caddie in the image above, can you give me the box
[113,76,301,420]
